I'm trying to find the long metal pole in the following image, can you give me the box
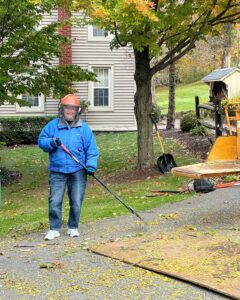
[60,143,145,223]
[238,29,240,67]
[0,175,2,208]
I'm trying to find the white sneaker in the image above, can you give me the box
[44,230,60,240]
[67,228,79,237]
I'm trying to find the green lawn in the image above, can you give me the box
[155,81,209,114]
[0,132,197,237]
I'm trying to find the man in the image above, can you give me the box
[38,94,99,240]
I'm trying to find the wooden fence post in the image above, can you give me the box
[195,96,200,121]
[215,102,222,137]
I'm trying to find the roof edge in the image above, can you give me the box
[202,67,240,82]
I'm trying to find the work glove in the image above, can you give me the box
[54,138,62,146]
[50,138,62,149]
[87,167,95,176]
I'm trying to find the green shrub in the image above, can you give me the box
[180,111,197,132]
[190,125,210,136]
[222,175,240,182]
[151,102,161,123]
[0,116,55,145]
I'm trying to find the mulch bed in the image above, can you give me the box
[161,129,214,161]
[99,166,161,185]
[97,129,213,185]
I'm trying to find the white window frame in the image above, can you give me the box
[16,93,45,113]
[88,24,112,41]
[88,65,114,111]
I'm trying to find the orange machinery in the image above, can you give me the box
[171,102,240,179]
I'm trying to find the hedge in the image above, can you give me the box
[0,116,56,145]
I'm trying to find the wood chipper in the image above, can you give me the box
[172,68,240,179]
[172,102,240,179]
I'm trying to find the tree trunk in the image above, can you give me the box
[221,23,232,68]
[166,61,176,130]
[134,48,153,168]
[151,75,156,103]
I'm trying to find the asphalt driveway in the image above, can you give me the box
[0,187,239,300]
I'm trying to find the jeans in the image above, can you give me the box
[48,170,87,230]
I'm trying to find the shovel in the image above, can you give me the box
[150,115,177,174]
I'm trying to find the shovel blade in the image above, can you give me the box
[157,154,177,174]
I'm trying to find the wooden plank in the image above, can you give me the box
[94,230,240,300]
[171,161,240,178]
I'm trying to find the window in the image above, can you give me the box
[89,66,113,110]
[88,25,111,41]
[22,94,39,107]
[16,93,44,112]
[93,68,109,107]
[92,25,108,37]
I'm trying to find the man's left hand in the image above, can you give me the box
[87,167,95,176]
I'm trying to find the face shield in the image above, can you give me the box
[59,104,81,123]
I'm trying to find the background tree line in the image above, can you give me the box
[154,24,239,88]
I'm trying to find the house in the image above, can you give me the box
[0,9,137,131]
[202,67,240,101]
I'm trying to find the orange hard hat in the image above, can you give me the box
[61,94,80,107]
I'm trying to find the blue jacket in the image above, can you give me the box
[38,118,99,174]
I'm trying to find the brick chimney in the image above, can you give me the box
[58,7,72,65]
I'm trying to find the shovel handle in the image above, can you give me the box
[155,131,165,153]
[150,115,165,153]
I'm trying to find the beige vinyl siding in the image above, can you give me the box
[0,10,59,117]
[44,12,136,130]
[41,10,59,117]
[223,71,240,99]
[69,14,136,131]
[0,11,136,131]
[42,9,58,24]
[0,104,16,116]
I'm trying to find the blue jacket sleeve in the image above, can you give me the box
[38,122,57,153]
[84,125,99,171]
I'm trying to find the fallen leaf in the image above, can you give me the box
[39,263,53,269]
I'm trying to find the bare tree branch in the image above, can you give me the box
[209,0,240,25]
[151,0,239,74]
[114,22,128,47]
[157,3,215,48]
[152,0,159,11]
[210,12,240,25]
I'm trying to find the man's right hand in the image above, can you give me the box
[54,138,62,146]
[50,138,62,148]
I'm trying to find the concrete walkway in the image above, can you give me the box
[1,187,239,299]
[159,118,180,130]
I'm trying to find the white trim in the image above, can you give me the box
[88,24,112,42]
[16,93,45,113]
[88,65,114,112]
[90,125,137,131]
